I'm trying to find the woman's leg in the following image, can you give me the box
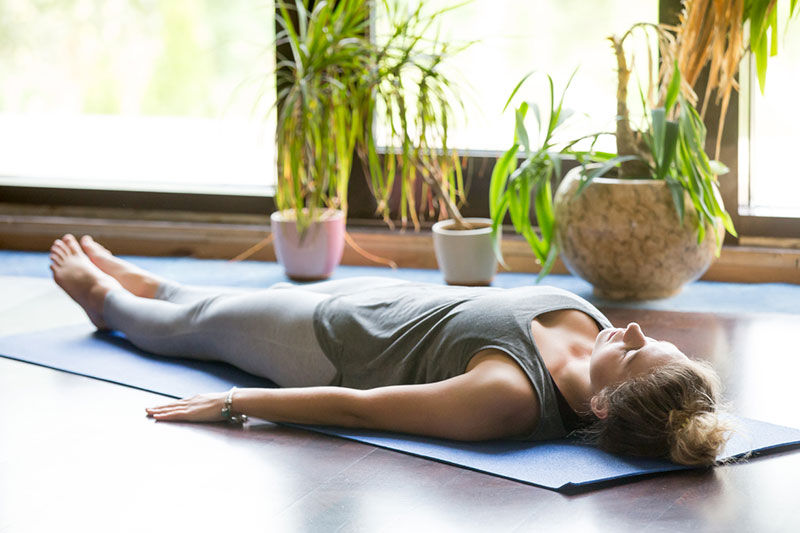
[81,235,410,303]
[80,235,248,305]
[56,235,337,387]
[286,276,412,296]
[103,287,337,387]
[153,280,247,305]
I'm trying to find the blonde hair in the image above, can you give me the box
[581,359,730,466]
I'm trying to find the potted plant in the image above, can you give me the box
[491,1,795,299]
[553,0,798,300]
[361,1,496,285]
[271,0,372,280]
[271,0,477,283]
[553,22,733,300]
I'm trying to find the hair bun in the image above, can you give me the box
[669,409,729,466]
[668,409,691,432]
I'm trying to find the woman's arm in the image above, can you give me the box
[146,350,540,441]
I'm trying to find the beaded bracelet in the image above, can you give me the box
[221,386,248,425]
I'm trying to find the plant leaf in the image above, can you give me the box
[491,196,510,268]
[489,145,519,219]
[503,70,536,112]
[576,155,638,195]
[708,160,730,176]
[664,60,681,113]
[656,120,679,181]
[666,177,685,223]
[515,105,531,154]
[536,243,560,283]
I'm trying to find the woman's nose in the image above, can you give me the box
[622,322,646,348]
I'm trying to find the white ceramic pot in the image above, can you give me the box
[432,217,498,286]
[270,209,346,281]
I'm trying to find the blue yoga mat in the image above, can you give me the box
[2,324,800,492]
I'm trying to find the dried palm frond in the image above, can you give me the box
[673,0,747,158]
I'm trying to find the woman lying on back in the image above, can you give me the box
[49,234,730,466]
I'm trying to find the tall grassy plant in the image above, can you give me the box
[674,0,799,158]
[275,0,470,235]
[363,0,470,230]
[274,0,372,236]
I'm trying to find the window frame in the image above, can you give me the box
[727,54,800,240]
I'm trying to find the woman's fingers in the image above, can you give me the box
[151,409,190,420]
[146,397,192,413]
[147,402,186,411]
[145,392,228,423]
[145,405,181,415]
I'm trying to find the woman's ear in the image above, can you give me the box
[590,395,608,419]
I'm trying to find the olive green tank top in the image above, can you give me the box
[313,280,611,441]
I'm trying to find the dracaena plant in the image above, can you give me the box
[639,67,735,246]
[274,0,470,237]
[603,2,798,249]
[603,22,738,250]
[364,0,470,231]
[274,0,372,236]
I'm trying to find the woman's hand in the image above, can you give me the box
[146,392,228,422]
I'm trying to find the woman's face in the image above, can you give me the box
[589,322,687,394]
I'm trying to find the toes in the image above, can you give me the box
[80,235,110,256]
[63,234,82,254]
[50,239,67,258]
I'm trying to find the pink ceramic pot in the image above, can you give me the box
[270,209,346,281]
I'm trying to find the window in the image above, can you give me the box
[740,0,800,218]
[0,0,275,197]
[3,0,795,241]
[373,0,659,153]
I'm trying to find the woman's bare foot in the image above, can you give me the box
[79,235,162,299]
[50,234,123,330]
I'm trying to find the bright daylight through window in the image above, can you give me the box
[0,0,276,196]
[742,0,800,217]
[373,0,658,153]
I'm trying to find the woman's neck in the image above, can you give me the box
[531,310,599,413]
[554,356,594,414]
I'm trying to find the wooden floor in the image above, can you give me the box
[2,275,800,532]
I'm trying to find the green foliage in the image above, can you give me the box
[275,0,466,235]
[365,0,469,229]
[274,0,372,235]
[488,72,625,281]
[629,65,735,253]
[669,93,736,247]
[747,0,800,92]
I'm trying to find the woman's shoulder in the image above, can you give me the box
[465,349,541,437]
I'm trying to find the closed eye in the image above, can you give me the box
[624,349,639,364]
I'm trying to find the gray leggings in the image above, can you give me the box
[101,277,399,388]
